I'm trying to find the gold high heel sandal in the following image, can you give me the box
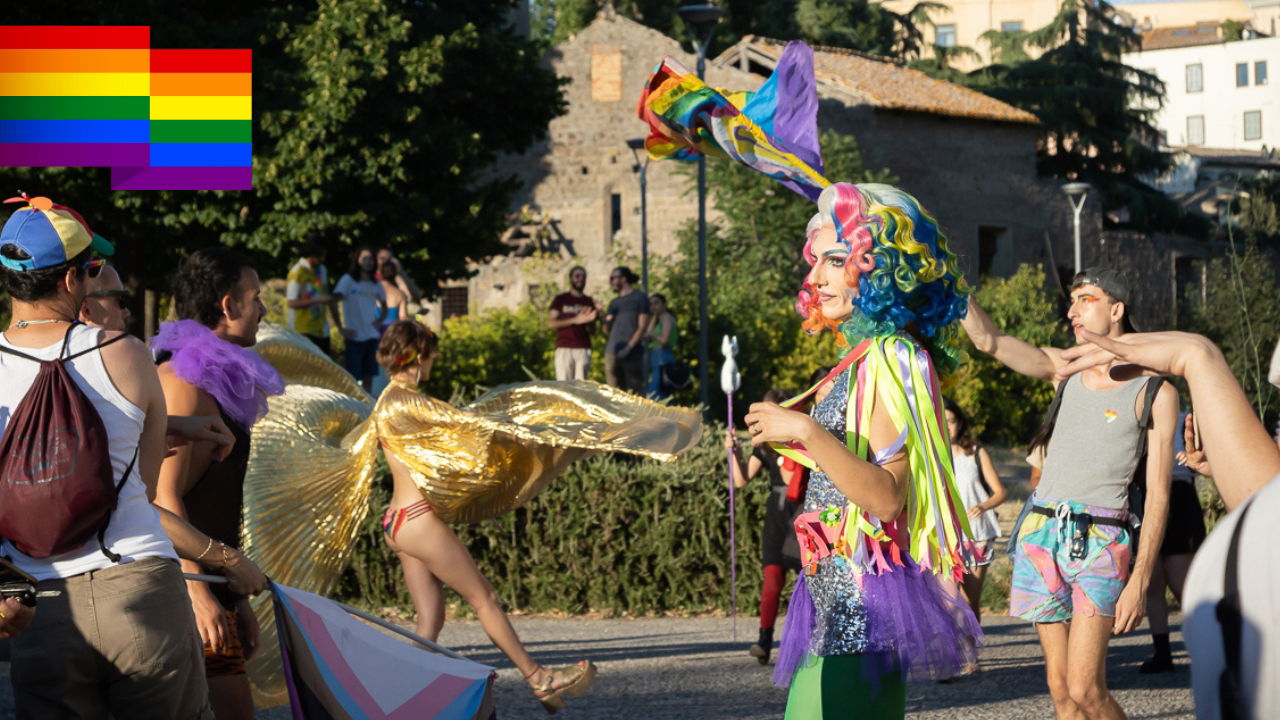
[528,660,597,715]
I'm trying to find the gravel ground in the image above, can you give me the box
[248,612,1192,719]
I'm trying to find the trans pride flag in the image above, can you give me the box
[636,41,828,201]
[272,582,495,720]
[0,25,251,190]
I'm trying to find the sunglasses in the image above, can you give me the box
[80,257,109,279]
[86,289,130,304]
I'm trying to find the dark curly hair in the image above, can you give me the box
[1,245,91,302]
[377,320,439,371]
[172,247,253,328]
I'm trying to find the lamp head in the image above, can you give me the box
[677,3,725,26]
[1062,182,1092,198]
[625,137,646,151]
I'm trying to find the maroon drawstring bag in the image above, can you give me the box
[0,324,134,560]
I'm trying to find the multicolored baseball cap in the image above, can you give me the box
[0,193,114,272]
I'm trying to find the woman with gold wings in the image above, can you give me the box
[239,320,702,712]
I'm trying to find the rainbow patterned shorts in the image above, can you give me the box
[1010,495,1131,623]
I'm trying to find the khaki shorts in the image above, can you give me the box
[11,555,212,720]
[554,347,591,381]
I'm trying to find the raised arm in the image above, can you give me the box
[962,297,1065,381]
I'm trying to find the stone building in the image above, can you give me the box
[433,11,1219,329]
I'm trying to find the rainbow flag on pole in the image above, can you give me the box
[272,582,496,720]
[0,25,251,190]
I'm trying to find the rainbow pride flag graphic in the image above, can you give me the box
[0,26,251,190]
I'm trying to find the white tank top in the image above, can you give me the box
[953,449,1001,542]
[0,324,176,580]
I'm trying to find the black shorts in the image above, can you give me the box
[761,495,801,571]
[1160,481,1207,556]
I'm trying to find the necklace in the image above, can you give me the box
[13,318,71,329]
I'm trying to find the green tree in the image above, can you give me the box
[655,130,894,420]
[949,264,1072,444]
[795,0,944,60]
[1,0,565,304]
[971,0,1201,235]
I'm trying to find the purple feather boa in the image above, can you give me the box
[151,319,284,429]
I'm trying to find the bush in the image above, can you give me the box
[950,264,1072,445]
[428,304,558,397]
[334,424,778,616]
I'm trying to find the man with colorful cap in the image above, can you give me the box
[961,267,1178,720]
[0,194,267,719]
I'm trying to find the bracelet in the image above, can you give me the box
[194,537,215,561]
[220,542,240,569]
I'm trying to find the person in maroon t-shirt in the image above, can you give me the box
[547,265,599,380]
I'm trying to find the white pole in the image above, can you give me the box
[1070,192,1088,273]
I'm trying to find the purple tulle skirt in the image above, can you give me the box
[774,557,983,687]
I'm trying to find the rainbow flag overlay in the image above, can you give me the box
[0,26,251,190]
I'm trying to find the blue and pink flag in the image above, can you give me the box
[271,582,495,719]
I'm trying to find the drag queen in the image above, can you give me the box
[745,183,982,718]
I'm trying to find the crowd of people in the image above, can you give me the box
[1,185,1279,720]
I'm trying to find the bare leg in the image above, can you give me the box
[387,510,541,680]
[961,564,988,623]
[1036,622,1085,720]
[208,675,254,720]
[1162,553,1193,600]
[397,551,446,642]
[1146,558,1169,635]
[1065,613,1127,720]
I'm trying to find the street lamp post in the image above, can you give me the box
[625,137,650,295]
[678,3,724,413]
[1062,182,1091,274]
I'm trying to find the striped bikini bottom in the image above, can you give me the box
[381,499,433,541]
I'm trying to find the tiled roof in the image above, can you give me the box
[1139,23,1223,50]
[713,36,1039,125]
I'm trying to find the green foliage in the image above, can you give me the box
[1,0,565,302]
[1187,238,1280,424]
[949,264,1071,444]
[1222,19,1246,42]
[427,304,558,398]
[967,0,1202,235]
[794,0,943,59]
[336,425,776,615]
[655,130,894,421]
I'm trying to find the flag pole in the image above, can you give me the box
[719,335,740,642]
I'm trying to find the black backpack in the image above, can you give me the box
[0,323,136,560]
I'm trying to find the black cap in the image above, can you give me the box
[1071,267,1138,332]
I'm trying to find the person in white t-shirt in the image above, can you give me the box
[943,399,1008,624]
[333,246,386,393]
[1057,329,1280,720]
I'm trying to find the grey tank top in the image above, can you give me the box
[1037,373,1147,510]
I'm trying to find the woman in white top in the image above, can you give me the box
[945,399,1008,622]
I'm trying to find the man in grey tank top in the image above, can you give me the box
[962,268,1178,720]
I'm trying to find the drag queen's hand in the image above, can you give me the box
[744,402,818,447]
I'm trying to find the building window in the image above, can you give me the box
[936,24,957,47]
[440,286,468,320]
[1256,61,1268,85]
[1186,63,1203,93]
[1244,111,1262,140]
[610,192,622,237]
[1187,115,1205,145]
[978,226,1006,276]
[1001,20,1022,32]
[1236,62,1249,87]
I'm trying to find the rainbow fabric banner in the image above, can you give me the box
[636,41,828,201]
[0,26,251,190]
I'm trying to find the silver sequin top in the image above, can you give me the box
[803,366,887,656]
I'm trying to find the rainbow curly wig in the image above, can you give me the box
[796,183,970,375]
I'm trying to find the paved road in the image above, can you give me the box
[247,611,1193,719]
[0,611,1196,719]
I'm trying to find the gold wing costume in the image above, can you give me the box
[239,324,702,705]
